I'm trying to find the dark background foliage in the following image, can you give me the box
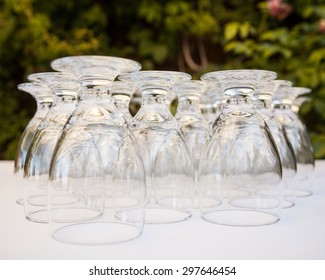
[1,0,325,159]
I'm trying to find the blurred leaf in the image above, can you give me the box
[299,100,314,115]
[309,48,325,65]
[239,22,252,39]
[314,99,325,115]
[82,4,107,27]
[295,67,320,88]
[152,44,169,63]
[260,28,290,45]
[224,22,239,41]
[257,43,292,59]
[29,13,51,39]
[311,134,325,158]
[224,41,238,52]
[302,6,315,18]
[139,0,163,24]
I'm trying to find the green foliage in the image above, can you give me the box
[1,0,325,158]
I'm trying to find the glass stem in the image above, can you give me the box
[134,90,174,123]
[114,97,131,115]
[176,97,201,115]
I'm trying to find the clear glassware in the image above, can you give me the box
[14,83,53,205]
[110,80,136,124]
[291,95,315,158]
[273,85,314,197]
[173,80,211,207]
[199,83,226,127]
[129,85,176,113]
[49,55,146,244]
[200,69,282,226]
[119,70,194,224]
[292,96,317,179]
[254,82,297,208]
[23,72,79,223]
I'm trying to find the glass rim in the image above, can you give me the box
[272,79,293,87]
[119,70,192,81]
[28,72,75,79]
[201,69,277,81]
[275,86,311,100]
[119,70,192,92]
[27,72,80,92]
[51,55,141,73]
[172,80,208,97]
[17,82,53,97]
[289,86,311,95]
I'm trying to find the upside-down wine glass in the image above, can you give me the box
[291,96,317,179]
[254,81,297,208]
[290,93,315,158]
[14,83,53,205]
[49,55,146,244]
[23,72,79,223]
[273,84,314,197]
[173,80,211,207]
[200,69,282,226]
[119,70,194,224]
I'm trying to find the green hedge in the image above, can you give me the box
[1,0,325,159]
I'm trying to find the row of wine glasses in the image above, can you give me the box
[14,55,314,245]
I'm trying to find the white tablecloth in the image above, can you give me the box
[0,160,324,260]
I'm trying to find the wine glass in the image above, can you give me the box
[48,55,146,244]
[291,94,314,159]
[200,69,282,226]
[14,83,53,205]
[173,80,211,207]
[273,84,314,197]
[254,81,297,208]
[119,70,194,224]
[23,72,79,223]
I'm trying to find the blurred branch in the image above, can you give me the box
[182,36,208,72]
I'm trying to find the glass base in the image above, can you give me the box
[255,189,296,209]
[49,195,80,206]
[25,194,48,222]
[27,194,47,206]
[26,209,48,223]
[296,189,313,198]
[50,207,102,223]
[52,222,142,245]
[16,198,24,205]
[229,197,281,210]
[26,194,83,223]
[282,199,295,209]
[202,209,280,226]
[145,207,192,224]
